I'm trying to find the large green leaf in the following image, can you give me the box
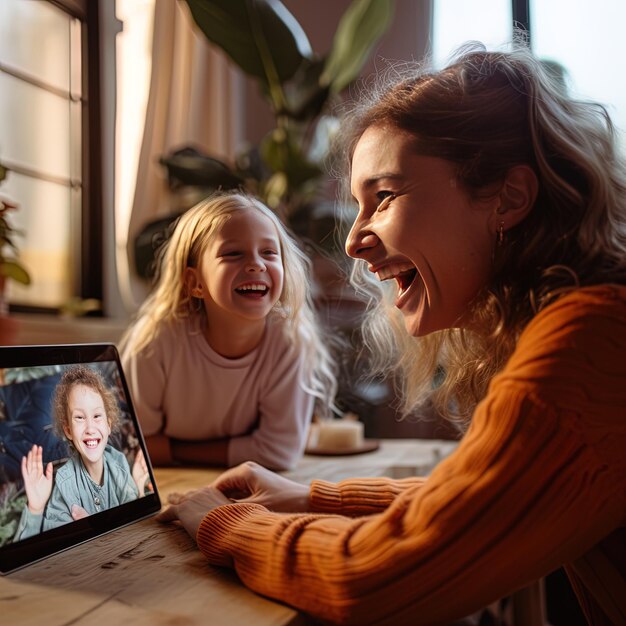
[159,148,243,189]
[184,0,312,83]
[0,260,31,285]
[281,58,330,121]
[321,0,393,93]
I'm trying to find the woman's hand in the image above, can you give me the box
[211,461,310,512]
[131,448,151,495]
[156,487,231,539]
[156,462,310,540]
[21,445,53,515]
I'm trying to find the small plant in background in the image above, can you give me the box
[136,0,393,280]
[0,163,31,314]
[59,297,103,318]
[0,482,26,547]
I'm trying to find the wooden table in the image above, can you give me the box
[0,439,456,626]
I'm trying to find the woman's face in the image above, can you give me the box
[346,125,497,337]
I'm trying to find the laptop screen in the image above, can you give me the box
[0,343,161,574]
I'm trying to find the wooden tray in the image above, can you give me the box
[305,440,380,456]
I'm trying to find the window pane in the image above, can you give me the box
[432,0,512,67]
[531,0,626,150]
[0,1,81,311]
[0,0,72,93]
[2,171,75,308]
[0,73,72,180]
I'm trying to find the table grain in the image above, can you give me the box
[1,439,456,626]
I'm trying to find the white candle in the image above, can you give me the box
[316,420,364,451]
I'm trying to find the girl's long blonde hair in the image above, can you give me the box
[334,42,626,426]
[121,191,337,415]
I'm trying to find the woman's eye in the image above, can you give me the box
[222,251,241,257]
[263,249,278,256]
[376,191,396,212]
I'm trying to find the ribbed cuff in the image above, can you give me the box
[310,477,427,515]
[309,479,343,512]
[196,503,266,566]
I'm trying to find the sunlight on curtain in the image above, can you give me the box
[117,1,243,312]
[115,0,155,312]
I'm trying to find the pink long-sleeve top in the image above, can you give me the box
[196,285,626,625]
[122,315,314,470]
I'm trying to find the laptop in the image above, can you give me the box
[0,343,161,574]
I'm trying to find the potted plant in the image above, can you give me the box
[182,0,393,223]
[0,163,31,336]
[136,0,393,278]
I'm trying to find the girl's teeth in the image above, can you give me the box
[238,285,267,291]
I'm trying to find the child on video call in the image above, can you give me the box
[120,191,336,471]
[14,365,150,541]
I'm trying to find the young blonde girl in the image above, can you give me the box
[121,192,336,471]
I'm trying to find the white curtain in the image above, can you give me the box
[121,0,243,310]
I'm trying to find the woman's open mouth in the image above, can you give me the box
[375,262,418,298]
[83,438,101,449]
[395,268,417,296]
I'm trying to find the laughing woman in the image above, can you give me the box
[157,44,626,625]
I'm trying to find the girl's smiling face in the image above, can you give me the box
[346,125,497,337]
[188,209,284,328]
[63,384,111,472]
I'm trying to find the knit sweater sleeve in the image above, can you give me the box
[309,476,427,515]
[196,287,626,625]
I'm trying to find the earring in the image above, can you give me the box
[497,221,505,246]
[191,287,203,298]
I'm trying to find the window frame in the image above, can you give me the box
[2,0,103,314]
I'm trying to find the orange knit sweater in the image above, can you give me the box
[196,286,626,625]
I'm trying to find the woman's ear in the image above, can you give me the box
[497,165,538,228]
[184,267,203,298]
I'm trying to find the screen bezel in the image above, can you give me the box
[0,343,161,575]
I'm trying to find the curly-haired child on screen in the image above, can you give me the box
[15,365,149,541]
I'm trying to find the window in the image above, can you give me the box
[432,0,512,68]
[530,0,626,151]
[432,0,626,152]
[0,0,102,312]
